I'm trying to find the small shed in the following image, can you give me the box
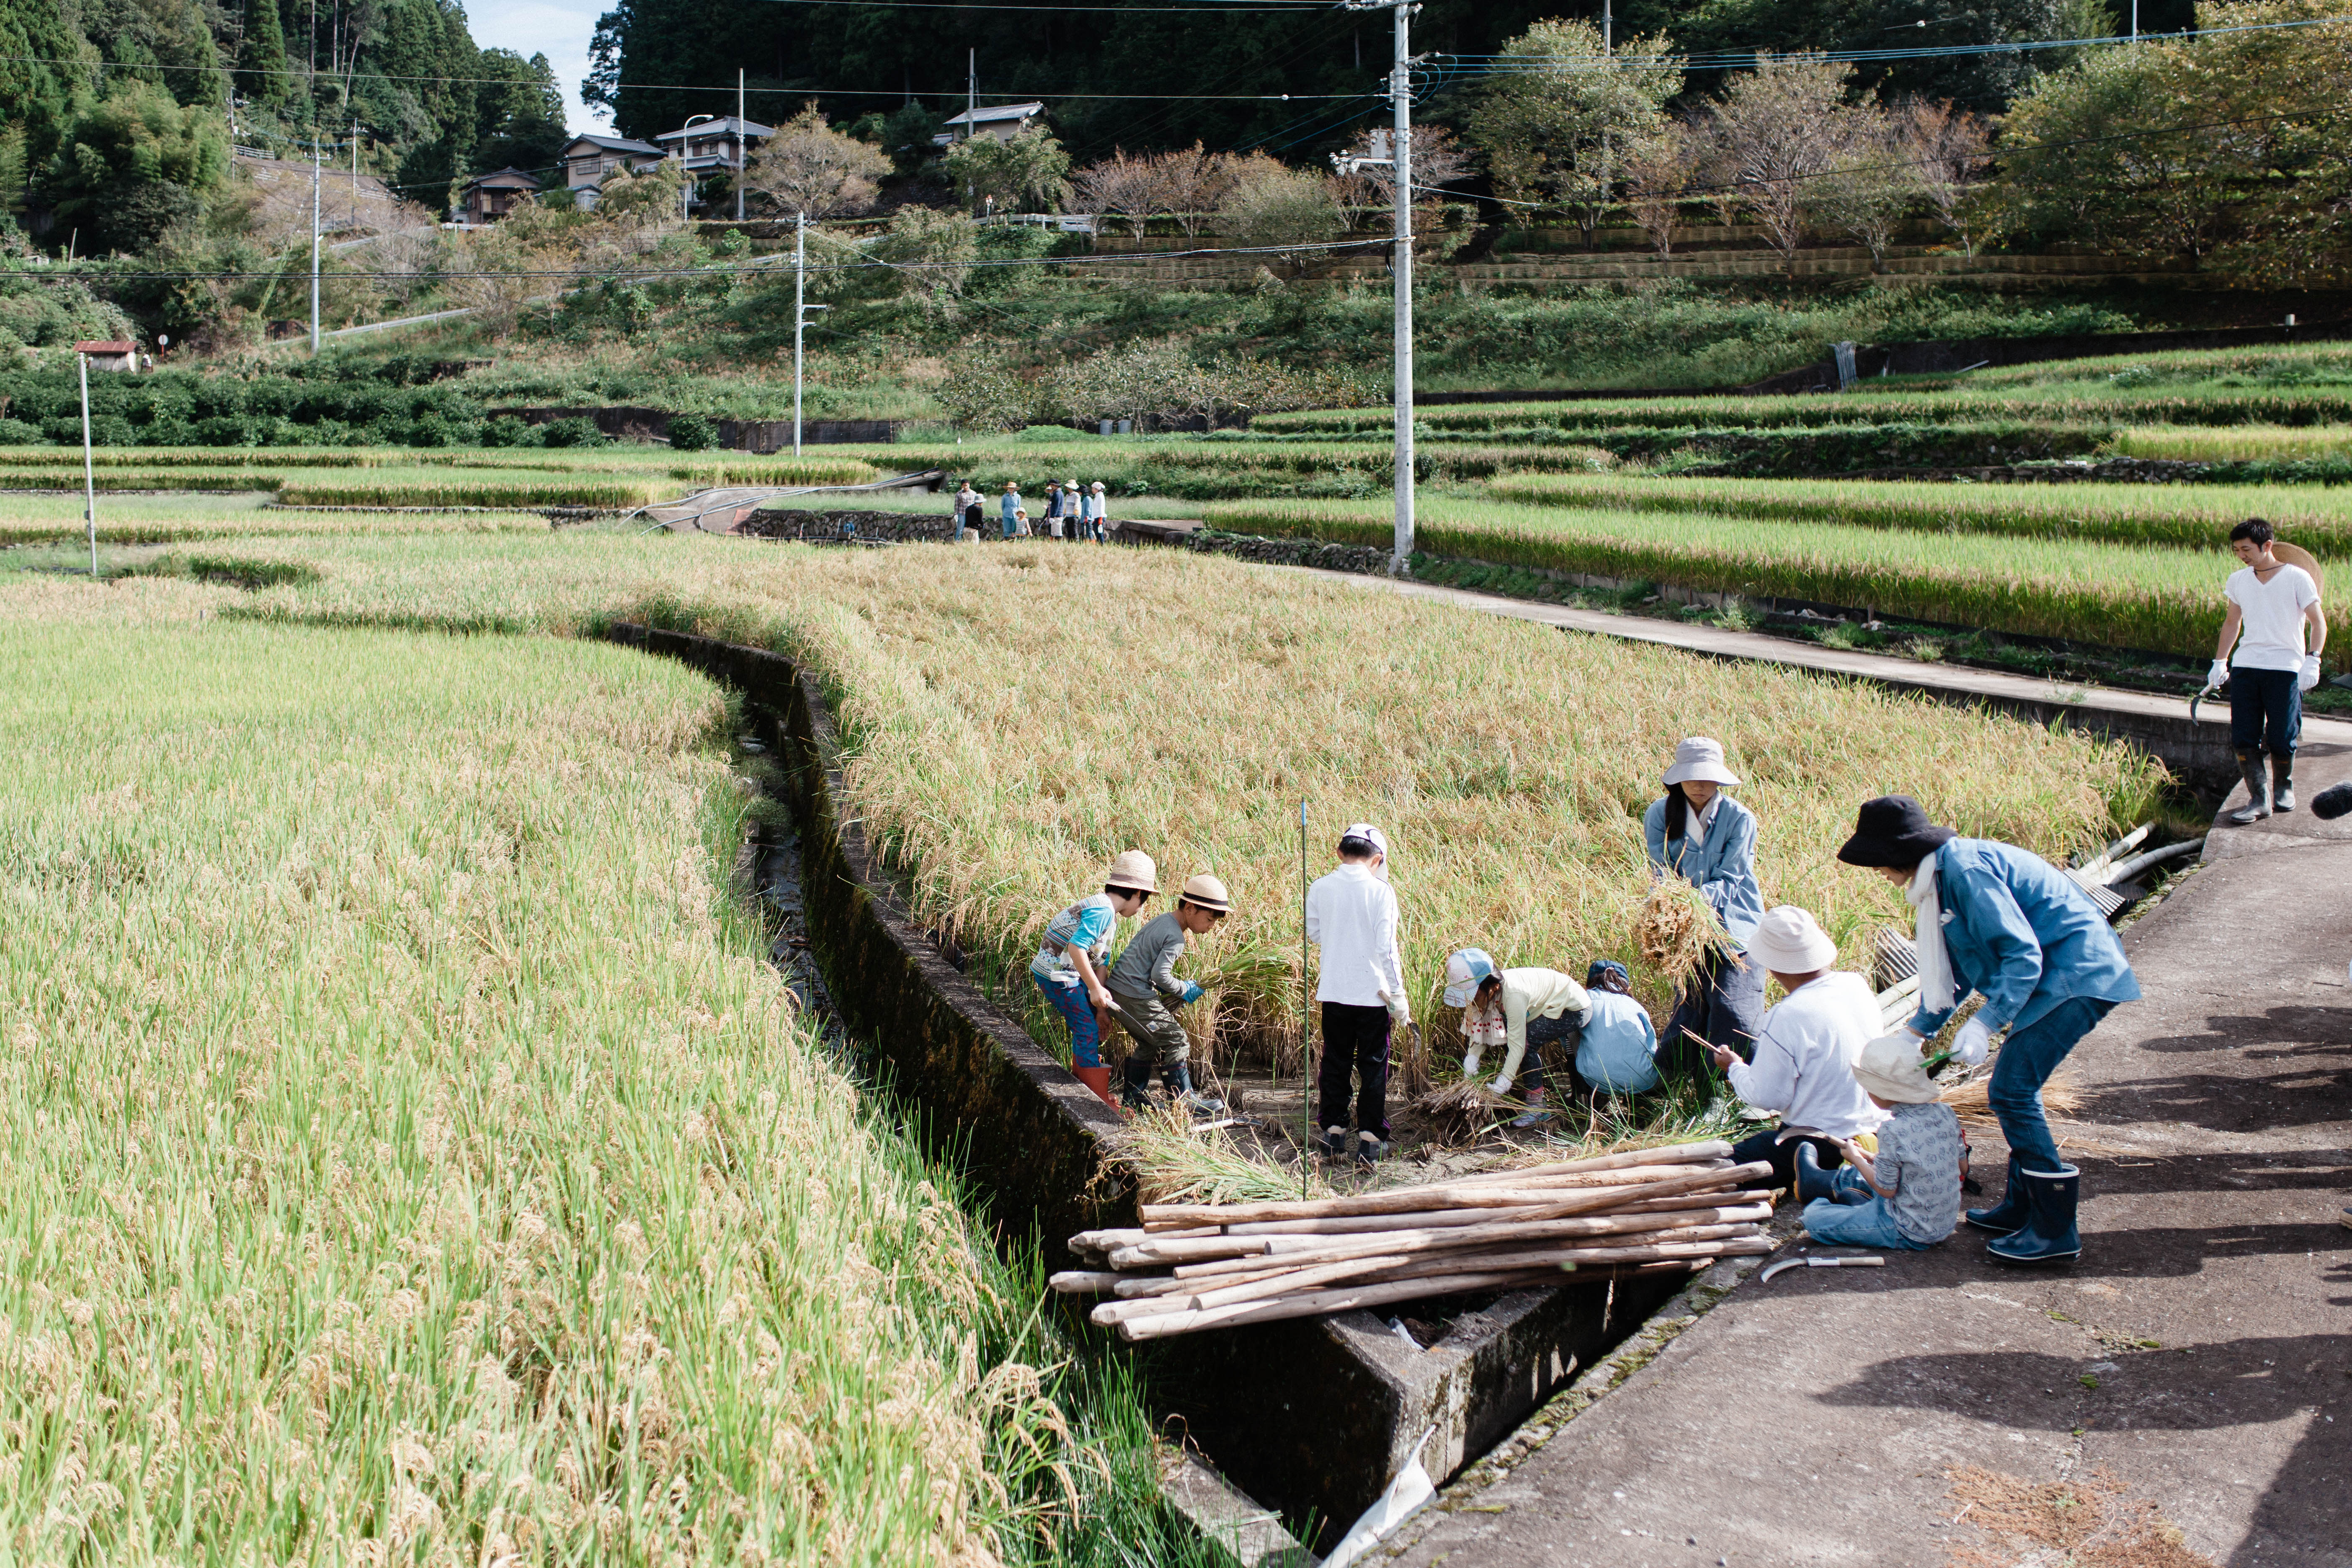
[933,102,1047,147]
[74,340,137,371]
[461,168,542,224]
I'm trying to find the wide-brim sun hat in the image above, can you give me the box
[1106,849,1159,893]
[1663,736,1740,789]
[1852,1032,1940,1104]
[1835,795,1958,868]
[1443,947,1498,1008]
[1744,905,1840,973]
[1180,872,1231,913]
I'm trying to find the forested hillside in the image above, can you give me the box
[585,0,2197,157]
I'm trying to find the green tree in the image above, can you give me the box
[940,126,1072,213]
[473,48,567,175]
[1215,155,1347,277]
[1464,18,1684,248]
[234,0,293,108]
[40,82,231,254]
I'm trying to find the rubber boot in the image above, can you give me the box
[1965,1154,2030,1234]
[2272,752,2296,812]
[1320,1125,1351,1160]
[1357,1131,1393,1168]
[1120,1055,1155,1112]
[1073,1065,1119,1112]
[2229,750,2272,825]
[1794,1142,1841,1205]
[1509,1086,1552,1129]
[1986,1163,2081,1265]
[1162,1060,1225,1117]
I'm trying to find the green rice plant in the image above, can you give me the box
[275,469,661,509]
[0,466,291,492]
[208,532,2165,1075]
[1482,473,2352,554]
[0,575,1207,1567]
[0,492,552,545]
[1195,495,2321,658]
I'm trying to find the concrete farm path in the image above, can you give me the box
[1362,732,2352,1563]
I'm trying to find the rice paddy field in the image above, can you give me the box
[0,566,1212,1567]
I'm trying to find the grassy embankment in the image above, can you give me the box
[178,531,2163,1089]
[0,572,1209,1566]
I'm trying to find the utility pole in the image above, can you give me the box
[967,49,976,139]
[349,120,360,227]
[77,346,96,575]
[736,68,746,222]
[2131,0,2139,40]
[1603,0,1612,54]
[1334,0,1417,575]
[792,213,828,456]
[309,136,322,356]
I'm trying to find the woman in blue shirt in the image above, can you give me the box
[1643,736,1767,1081]
[1838,794,2139,1265]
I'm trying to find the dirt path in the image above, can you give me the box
[1383,747,2352,1568]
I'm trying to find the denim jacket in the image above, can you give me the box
[1906,838,2141,1038]
[1642,794,1764,950]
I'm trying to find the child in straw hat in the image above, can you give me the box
[1030,851,1158,1110]
[1792,1033,1965,1250]
[1108,873,1233,1115]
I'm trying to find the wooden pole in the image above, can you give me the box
[1136,1158,1769,1233]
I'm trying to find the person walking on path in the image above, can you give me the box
[1794,1032,1965,1251]
[1443,949,1594,1128]
[999,480,1024,540]
[1698,905,1885,1190]
[1108,873,1232,1114]
[1307,823,1408,1168]
[1028,851,1158,1109]
[1644,737,1766,1078]
[2211,518,2327,824]
[952,480,980,542]
[1837,794,2140,1265]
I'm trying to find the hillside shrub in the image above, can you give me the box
[666,412,717,450]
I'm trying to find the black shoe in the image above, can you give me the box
[1965,1154,2030,1235]
[1318,1126,1351,1159]
[1357,1136,1393,1169]
[1120,1055,1155,1112]
[1794,1142,1841,1205]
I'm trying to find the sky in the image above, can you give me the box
[470,0,612,132]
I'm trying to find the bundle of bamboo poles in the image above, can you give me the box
[1054,1140,1775,1341]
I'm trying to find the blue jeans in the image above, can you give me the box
[2229,665,2300,755]
[1988,995,2115,1171]
[1033,972,1103,1068]
[1802,1193,1928,1250]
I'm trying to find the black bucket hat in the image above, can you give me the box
[1836,795,1958,868]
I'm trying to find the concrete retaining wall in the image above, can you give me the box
[603,619,1693,1546]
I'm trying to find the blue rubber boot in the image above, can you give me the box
[1987,1164,2081,1265]
[1965,1154,2030,1235]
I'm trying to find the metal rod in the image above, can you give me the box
[79,350,96,575]
[737,69,746,222]
[793,211,805,457]
[1389,0,1414,576]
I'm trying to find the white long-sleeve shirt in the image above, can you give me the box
[1727,971,1886,1140]
[1305,861,1406,1008]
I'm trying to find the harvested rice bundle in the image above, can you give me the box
[1635,874,1740,993]
[1114,1103,1331,1206]
[1414,1078,1507,1148]
[1941,1065,2084,1127]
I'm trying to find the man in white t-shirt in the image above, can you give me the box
[2212,517,2327,824]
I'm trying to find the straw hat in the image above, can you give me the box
[1180,873,1231,913]
[1663,736,1740,789]
[1744,906,1839,974]
[1105,850,1158,894]
[1852,1033,1939,1104]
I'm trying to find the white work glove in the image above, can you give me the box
[1951,1015,1994,1067]
[2300,654,2322,693]
[2208,658,2231,690]
[1380,989,1411,1027]
[1489,1071,1514,1096]
[1462,1045,1483,1076]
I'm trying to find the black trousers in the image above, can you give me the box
[1730,1126,1845,1189]
[1318,1001,1392,1140]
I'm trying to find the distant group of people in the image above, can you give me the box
[950,479,1110,542]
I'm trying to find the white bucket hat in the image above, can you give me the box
[1663,736,1740,789]
[1745,906,1839,973]
[1853,1032,1939,1104]
[1443,948,1497,1008]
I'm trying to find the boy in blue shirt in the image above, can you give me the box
[1030,850,1156,1109]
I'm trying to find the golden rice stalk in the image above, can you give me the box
[1113,1103,1331,1206]
[1939,1065,2084,1124]
[1413,1078,1506,1148]
[1635,874,1738,994]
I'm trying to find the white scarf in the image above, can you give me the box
[1907,856,1956,1018]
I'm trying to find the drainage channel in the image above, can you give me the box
[620,622,1739,1560]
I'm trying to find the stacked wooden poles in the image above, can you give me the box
[1057,1140,1774,1341]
